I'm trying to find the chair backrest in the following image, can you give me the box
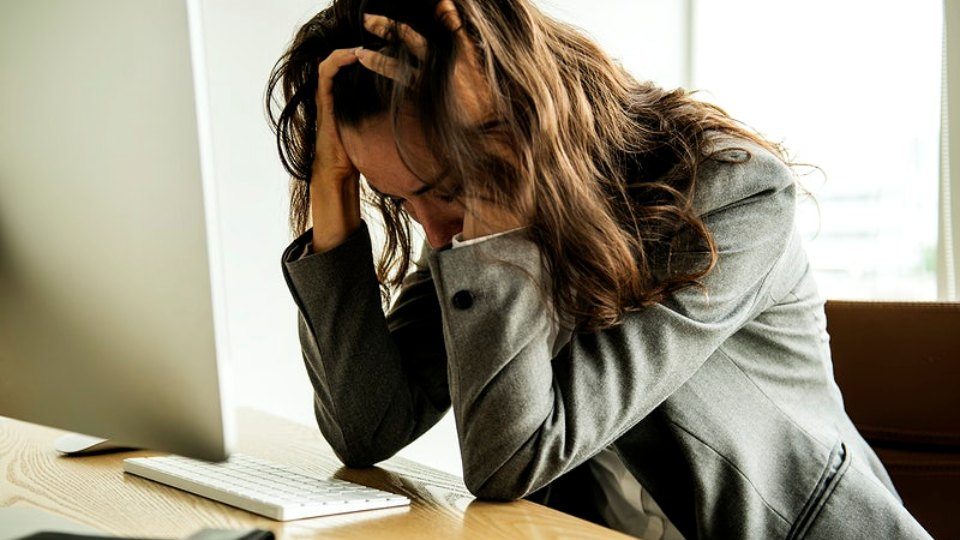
[825,300,960,539]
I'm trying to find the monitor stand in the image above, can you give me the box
[53,433,135,456]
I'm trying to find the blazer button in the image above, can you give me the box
[451,290,473,310]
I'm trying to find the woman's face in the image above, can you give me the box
[340,114,465,249]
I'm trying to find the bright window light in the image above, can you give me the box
[692,0,943,300]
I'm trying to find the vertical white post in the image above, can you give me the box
[939,0,960,300]
[681,0,696,90]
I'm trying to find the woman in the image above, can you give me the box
[267,0,930,538]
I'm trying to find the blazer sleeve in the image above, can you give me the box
[281,222,450,467]
[424,148,799,500]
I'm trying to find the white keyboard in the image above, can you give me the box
[123,454,410,521]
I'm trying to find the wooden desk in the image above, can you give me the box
[0,409,630,539]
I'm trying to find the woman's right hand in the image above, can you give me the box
[309,48,363,253]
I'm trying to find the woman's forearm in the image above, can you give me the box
[281,223,450,466]
[308,172,361,253]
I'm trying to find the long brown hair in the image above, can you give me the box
[266,0,793,331]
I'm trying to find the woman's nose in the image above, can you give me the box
[421,217,450,248]
[408,200,453,248]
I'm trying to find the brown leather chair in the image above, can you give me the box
[825,300,960,539]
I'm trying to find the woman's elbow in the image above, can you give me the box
[464,467,536,502]
[330,443,395,469]
[317,421,397,468]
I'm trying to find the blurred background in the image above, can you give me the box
[188,0,957,476]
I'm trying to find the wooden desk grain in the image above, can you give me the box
[0,409,631,539]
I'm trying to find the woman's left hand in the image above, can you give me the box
[357,0,530,241]
[358,0,493,127]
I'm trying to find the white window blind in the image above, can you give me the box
[940,0,960,299]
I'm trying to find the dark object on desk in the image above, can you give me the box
[19,530,274,540]
[825,300,960,540]
[186,530,275,540]
[18,535,149,540]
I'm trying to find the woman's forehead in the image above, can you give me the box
[340,115,441,196]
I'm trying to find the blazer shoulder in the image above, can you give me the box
[693,134,796,216]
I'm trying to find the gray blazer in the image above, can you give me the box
[280,136,931,539]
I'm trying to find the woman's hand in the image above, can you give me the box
[358,0,494,127]
[309,48,363,253]
[358,1,529,241]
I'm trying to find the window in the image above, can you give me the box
[542,0,947,300]
[691,1,944,300]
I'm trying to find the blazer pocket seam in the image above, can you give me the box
[786,440,852,540]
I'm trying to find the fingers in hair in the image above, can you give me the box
[317,48,361,112]
[362,13,428,61]
[435,0,465,33]
[356,48,420,83]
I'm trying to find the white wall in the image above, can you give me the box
[196,0,320,430]
[196,0,684,477]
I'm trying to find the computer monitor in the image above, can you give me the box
[0,0,233,461]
